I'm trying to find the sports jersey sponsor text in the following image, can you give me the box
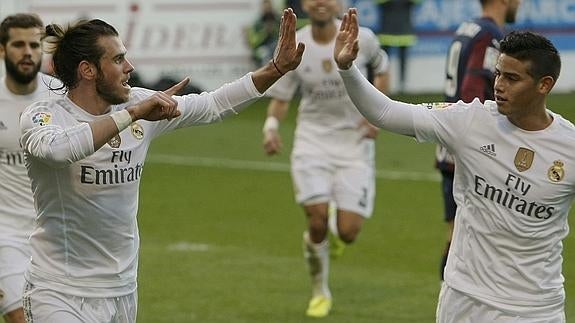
[80,163,143,185]
[305,79,347,102]
[80,150,141,184]
[474,173,554,220]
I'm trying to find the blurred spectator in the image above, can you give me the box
[375,0,421,92]
[247,0,280,67]
[285,0,309,28]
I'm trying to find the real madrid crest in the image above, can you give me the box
[322,59,332,73]
[131,122,144,140]
[548,160,565,182]
[514,147,534,172]
[108,134,121,148]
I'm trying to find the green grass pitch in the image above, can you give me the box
[132,92,575,322]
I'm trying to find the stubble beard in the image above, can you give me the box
[95,73,129,105]
[5,58,41,84]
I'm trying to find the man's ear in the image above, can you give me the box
[78,60,97,80]
[0,45,5,59]
[538,76,555,95]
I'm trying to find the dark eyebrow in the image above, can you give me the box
[112,52,126,61]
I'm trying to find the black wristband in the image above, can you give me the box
[272,59,284,76]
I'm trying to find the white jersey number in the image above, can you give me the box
[444,40,462,98]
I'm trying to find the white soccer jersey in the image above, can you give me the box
[0,73,61,246]
[414,100,575,316]
[266,22,388,161]
[339,66,575,317]
[19,73,262,298]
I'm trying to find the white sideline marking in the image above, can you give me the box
[167,242,210,252]
[147,154,440,182]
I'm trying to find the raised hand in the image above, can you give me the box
[334,8,360,70]
[272,8,305,74]
[129,77,190,121]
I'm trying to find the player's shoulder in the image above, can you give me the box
[358,25,377,38]
[550,111,575,135]
[38,72,60,83]
[116,87,159,110]
[454,17,501,41]
[36,73,64,98]
[420,98,489,113]
[23,96,62,113]
[419,100,473,110]
[296,25,312,40]
[130,86,156,99]
[20,97,66,129]
[473,17,503,38]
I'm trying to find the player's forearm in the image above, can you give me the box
[89,110,132,151]
[267,99,289,121]
[177,72,264,126]
[339,65,418,136]
[263,99,289,133]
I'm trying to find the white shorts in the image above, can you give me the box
[290,154,375,218]
[436,283,566,323]
[0,244,31,315]
[22,281,137,323]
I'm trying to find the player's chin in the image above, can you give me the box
[496,102,510,115]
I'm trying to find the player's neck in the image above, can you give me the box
[482,7,506,28]
[310,20,337,44]
[507,105,553,131]
[68,86,112,116]
[5,75,37,95]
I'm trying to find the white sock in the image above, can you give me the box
[303,231,331,298]
[327,202,340,238]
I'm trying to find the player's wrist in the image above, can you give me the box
[270,59,285,77]
[110,109,133,131]
[263,116,279,133]
[337,62,353,70]
[126,106,140,122]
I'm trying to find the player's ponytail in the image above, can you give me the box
[43,19,119,91]
[43,23,65,55]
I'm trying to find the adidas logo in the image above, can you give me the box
[480,143,496,157]
[0,121,6,130]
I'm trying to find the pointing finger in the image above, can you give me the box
[163,77,190,96]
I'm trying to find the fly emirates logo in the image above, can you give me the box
[80,150,143,185]
[474,173,555,220]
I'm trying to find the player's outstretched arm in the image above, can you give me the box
[333,8,417,136]
[334,8,360,70]
[251,8,305,93]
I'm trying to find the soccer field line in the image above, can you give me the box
[147,154,440,182]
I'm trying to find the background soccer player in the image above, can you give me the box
[262,0,389,317]
[438,0,522,280]
[19,10,304,322]
[0,13,61,323]
[336,8,570,321]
